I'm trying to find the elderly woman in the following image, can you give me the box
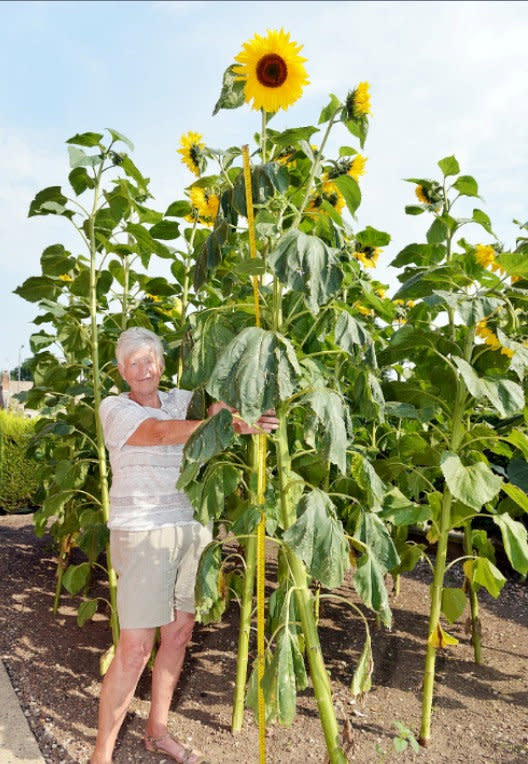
[90,327,278,764]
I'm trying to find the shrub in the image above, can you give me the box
[0,410,40,512]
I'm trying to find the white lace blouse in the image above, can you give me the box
[99,389,195,530]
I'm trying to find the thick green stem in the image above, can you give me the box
[463,525,482,663]
[420,326,472,743]
[89,170,119,648]
[276,416,347,764]
[419,488,452,745]
[231,533,257,732]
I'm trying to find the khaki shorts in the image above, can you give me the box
[110,523,212,629]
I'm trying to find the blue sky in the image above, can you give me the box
[2,0,528,371]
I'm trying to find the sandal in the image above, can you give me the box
[144,732,210,764]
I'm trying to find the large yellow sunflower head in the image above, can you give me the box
[233,28,309,113]
[177,131,206,176]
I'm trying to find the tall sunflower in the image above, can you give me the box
[178,131,205,176]
[233,28,309,113]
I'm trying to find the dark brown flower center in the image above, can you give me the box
[256,54,288,88]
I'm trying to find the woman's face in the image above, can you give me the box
[119,346,163,397]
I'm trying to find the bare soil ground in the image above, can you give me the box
[1,513,527,764]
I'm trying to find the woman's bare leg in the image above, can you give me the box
[90,627,155,764]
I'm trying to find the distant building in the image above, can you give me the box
[0,371,34,415]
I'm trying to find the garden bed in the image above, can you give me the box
[0,512,527,763]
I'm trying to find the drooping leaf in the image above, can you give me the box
[260,628,308,727]
[440,451,502,510]
[213,64,246,115]
[453,357,524,417]
[333,173,361,216]
[355,511,399,573]
[178,409,235,489]
[333,309,371,354]
[492,513,528,575]
[62,562,91,595]
[428,623,459,648]
[350,632,373,699]
[186,461,242,525]
[194,543,226,624]
[380,487,432,526]
[283,489,349,588]
[502,482,528,515]
[350,453,385,510]
[77,599,98,627]
[268,229,343,315]
[353,549,392,626]
[441,587,466,624]
[181,310,253,389]
[207,326,301,423]
[302,388,349,474]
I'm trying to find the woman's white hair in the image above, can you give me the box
[115,327,165,368]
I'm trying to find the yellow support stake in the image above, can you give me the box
[242,144,267,764]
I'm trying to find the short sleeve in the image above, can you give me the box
[99,395,151,450]
[163,389,194,419]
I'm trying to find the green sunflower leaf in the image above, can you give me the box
[206,326,300,423]
[213,64,246,115]
[440,451,503,510]
[438,155,460,177]
[283,489,349,588]
[260,629,308,727]
[268,229,343,314]
[492,513,528,575]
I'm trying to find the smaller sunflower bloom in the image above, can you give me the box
[58,273,72,282]
[307,182,345,216]
[474,244,496,269]
[347,81,372,118]
[415,185,429,204]
[188,186,219,227]
[376,287,387,299]
[500,346,515,358]
[476,320,501,351]
[355,245,381,269]
[178,131,205,176]
[322,181,345,213]
[277,145,296,166]
[349,154,367,180]
[233,28,309,113]
[354,302,373,317]
[145,293,162,303]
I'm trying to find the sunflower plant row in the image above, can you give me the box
[15,28,528,763]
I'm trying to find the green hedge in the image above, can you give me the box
[0,410,40,512]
